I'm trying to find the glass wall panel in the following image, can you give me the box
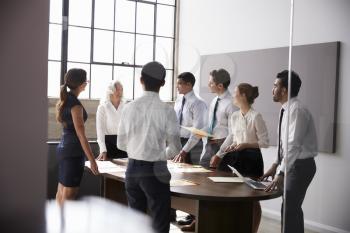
[68,26,91,63]
[114,32,135,65]
[48,24,62,60]
[114,66,134,100]
[135,35,153,66]
[156,5,175,37]
[90,64,113,99]
[47,61,61,97]
[156,37,173,69]
[94,0,114,30]
[68,0,92,27]
[115,0,136,33]
[136,3,155,35]
[93,29,114,63]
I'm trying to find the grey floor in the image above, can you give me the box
[170,211,318,233]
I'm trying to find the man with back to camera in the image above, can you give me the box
[261,70,318,233]
[117,61,182,233]
[172,72,208,226]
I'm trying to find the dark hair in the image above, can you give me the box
[210,69,231,89]
[178,72,196,86]
[276,70,302,97]
[237,83,259,104]
[56,68,87,122]
[141,61,166,92]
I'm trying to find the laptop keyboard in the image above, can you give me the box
[248,180,267,188]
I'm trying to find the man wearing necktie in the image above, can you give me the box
[173,72,208,164]
[261,70,318,233]
[199,69,237,168]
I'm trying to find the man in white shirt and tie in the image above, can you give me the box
[200,68,237,168]
[261,70,318,233]
[173,72,208,164]
[117,61,182,233]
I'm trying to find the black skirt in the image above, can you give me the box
[219,148,264,178]
[105,135,128,159]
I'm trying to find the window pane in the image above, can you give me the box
[94,0,114,30]
[67,62,91,99]
[115,0,135,33]
[134,68,143,99]
[93,29,114,63]
[90,65,113,99]
[49,0,62,23]
[114,66,134,100]
[69,0,92,27]
[159,70,173,101]
[68,26,91,63]
[48,24,62,60]
[135,35,153,66]
[156,37,173,69]
[47,61,61,97]
[136,3,154,35]
[157,0,175,5]
[115,32,135,65]
[156,5,174,37]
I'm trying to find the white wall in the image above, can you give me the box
[0,0,49,232]
[178,0,350,232]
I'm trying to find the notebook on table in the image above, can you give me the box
[227,165,268,190]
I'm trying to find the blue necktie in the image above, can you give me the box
[209,97,220,134]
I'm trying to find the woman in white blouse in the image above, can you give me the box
[96,80,127,161]
[210,83,269,233]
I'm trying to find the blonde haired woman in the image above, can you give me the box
[96,80,127,161]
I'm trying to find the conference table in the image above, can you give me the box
[100,160,282,233]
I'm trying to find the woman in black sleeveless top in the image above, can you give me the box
[55,69,99,206]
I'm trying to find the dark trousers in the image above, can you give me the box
[180,137,203,165]
[125,159,171,233]
[282,157,316,233]
[199,139,224,168]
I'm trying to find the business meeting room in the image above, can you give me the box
[1,0,349,233]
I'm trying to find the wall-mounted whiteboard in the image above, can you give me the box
[199,42,339,153]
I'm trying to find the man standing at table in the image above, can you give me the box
[173,72,208,164]
[117,61,182,233]
[200,68,237,168]
[261,70,317,233]
[172,72,207,227]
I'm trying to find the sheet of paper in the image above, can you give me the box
[180,126,214,137]
[85,161,126,173]
[208,177,244,183]
[170,179,198,187]
[167,161,212,173]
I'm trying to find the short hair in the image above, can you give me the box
[101,80,123,104]
[210,69,231,89]
[141,61,166,91]
[276,70,302,97]
[177,72,196,86]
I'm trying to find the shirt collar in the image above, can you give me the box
[183,90,194,99]
[281,97,298,111]
[142,91,160,98]
[218,90,230,99]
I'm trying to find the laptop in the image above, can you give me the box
[227,165,268,190]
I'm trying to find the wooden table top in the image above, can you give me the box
[103,159,282,202]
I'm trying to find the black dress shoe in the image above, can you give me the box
[177,214,194,225]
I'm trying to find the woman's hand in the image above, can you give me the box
[210,155,222,168]
[89,159,99,175]
[97,152,107,161]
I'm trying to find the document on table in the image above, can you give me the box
[85,161,126,173]
[180,126,214,138]
[167,161,212,173]
[208,177,244,183]
[170,179,198,187]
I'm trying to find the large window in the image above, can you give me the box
[48,0,177,101]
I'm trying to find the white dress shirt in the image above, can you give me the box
[174,90,208,152]
[96,101,125,153]
[206,90,237,139]
[117,91,182,162]
[277,98,318,173]
[217,108,269,158]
